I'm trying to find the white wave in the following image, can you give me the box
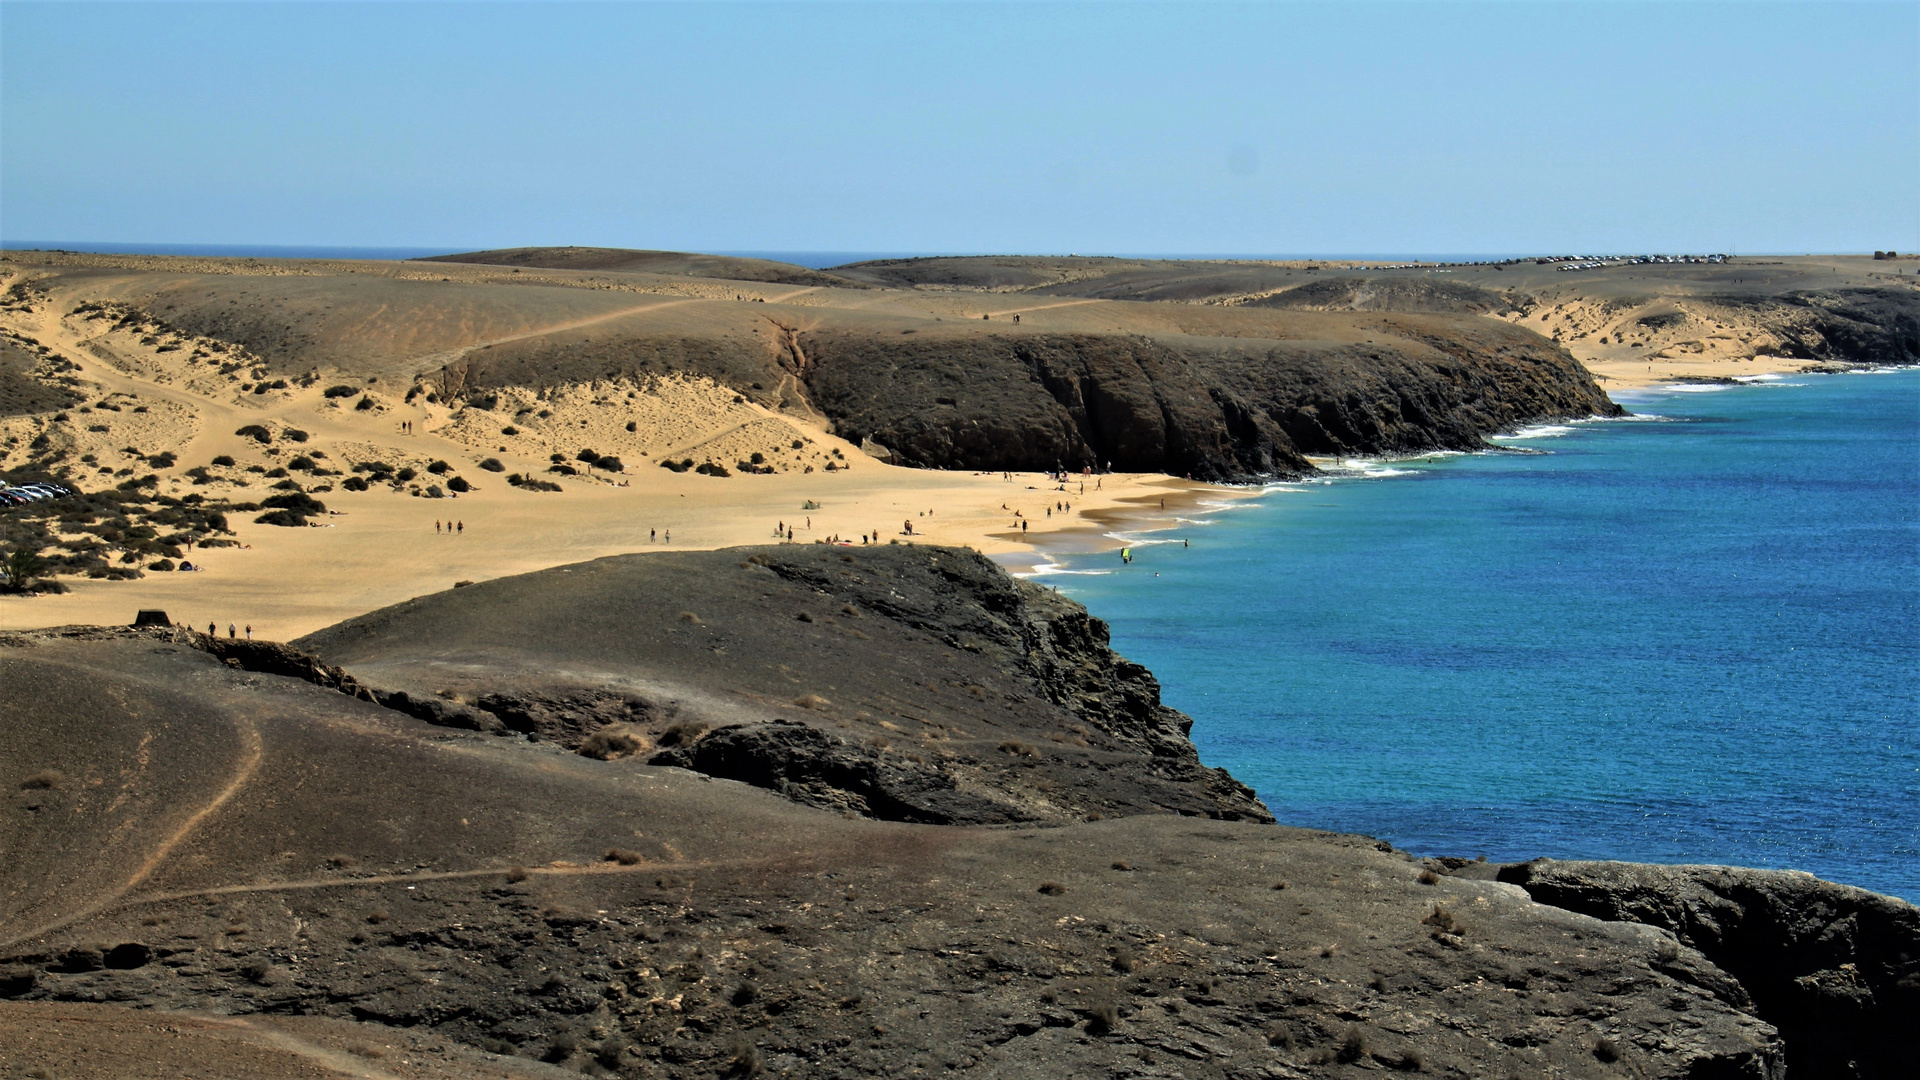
[1661,383,1733,393]
[1733,373,1786,383]
[1022,564,1112,577]
[1490,424,1574,440]
[1103,533,1183,546]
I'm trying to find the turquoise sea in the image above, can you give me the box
[1039,369,1920,902]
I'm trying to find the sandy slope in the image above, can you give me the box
[0,269,1211,637]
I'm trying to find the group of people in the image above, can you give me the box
[204,621,252,639]
[649,528,670,542]
[434,520,464,534]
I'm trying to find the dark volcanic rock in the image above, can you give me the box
[1716,288,1920,367]
[649,720,1028,824]
[295,544,1273,827]
[1500,859,1920,1080]
[800,323,1620,480]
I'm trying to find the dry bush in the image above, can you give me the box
[506,866,530,883]
[365,910,389,924]
[724,1034,762,1077]
[1417,868,1442,885]
[656,722,707,747]
[794,694,830,710]
[1036,881,1065,895]
[19,771,64,790]
[1422,904,1461,936]
[998,740,1037,757]
[604,848,644,866]
[1111,860,1132,872]
[579,724,647,760]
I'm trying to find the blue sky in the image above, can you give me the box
[3,2,1915,255]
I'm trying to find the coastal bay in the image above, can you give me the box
[1042,370,1920,901]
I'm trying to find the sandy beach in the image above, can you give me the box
[0,269,1226,636]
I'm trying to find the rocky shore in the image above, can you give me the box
[4,545,1914,1078]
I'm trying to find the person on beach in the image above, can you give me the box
[245,624,252,639]
[208,622,217,637]
[664,530,670,543]
[228,623,237,639]
[457,521,463,534]
[650,528,656,542]
[435,520,441,534]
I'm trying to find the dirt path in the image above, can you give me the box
[120,856,728,910]
[0,716,264,950]
[409,294,706,370]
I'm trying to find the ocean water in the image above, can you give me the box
[1039,370,1920,901]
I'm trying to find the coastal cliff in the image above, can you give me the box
[792,322,1621,480]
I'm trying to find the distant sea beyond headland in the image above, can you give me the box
[6,243,1553,270]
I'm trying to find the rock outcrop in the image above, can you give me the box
[1499,859,1920,1080]
[800,323,1621,480]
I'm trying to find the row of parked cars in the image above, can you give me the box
[0,481,75,507]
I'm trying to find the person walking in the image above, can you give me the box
[228,623,236,639]
[457,521,463,534]
[208,621,217,637]
[245,624,252,639]
[650,528,656,542]
[435,520,441,534]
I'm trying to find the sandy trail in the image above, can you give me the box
[409,294,706,369]
[0,716,264,950]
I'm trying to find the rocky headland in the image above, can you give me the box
[3,545,1916,1079]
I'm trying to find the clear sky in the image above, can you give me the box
[3,1,1915,256]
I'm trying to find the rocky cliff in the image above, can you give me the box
[1498,859,1920,1080]
[798,321,1620,480]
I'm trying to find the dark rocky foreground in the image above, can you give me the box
[2,546,1914,1079]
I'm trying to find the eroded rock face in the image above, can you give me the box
[1499,859,1920,1080]
[800,325,1621,480]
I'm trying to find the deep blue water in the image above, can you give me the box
[1041,370,1920,901]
